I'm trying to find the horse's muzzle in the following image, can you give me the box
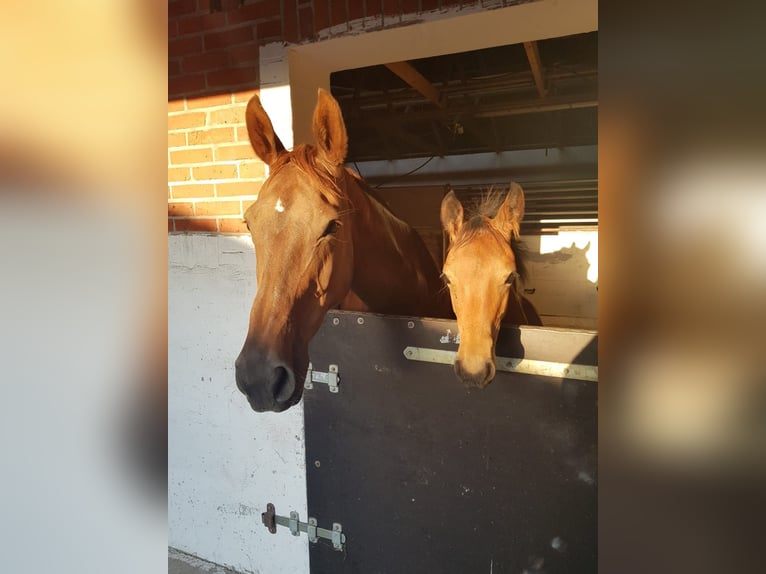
[454,358,496,388]
[235,349,298,412]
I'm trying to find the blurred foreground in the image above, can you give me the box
[0,2,167,573]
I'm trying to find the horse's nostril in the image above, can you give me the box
[272,366,294,403]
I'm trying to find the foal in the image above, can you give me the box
[440,184,543,388]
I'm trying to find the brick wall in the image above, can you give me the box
[168,0,487,233]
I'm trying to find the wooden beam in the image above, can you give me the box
[523,41,547,98]
[384,61,444,108]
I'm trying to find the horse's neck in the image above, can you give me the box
[503,291,544,326]
[343,173,450,318]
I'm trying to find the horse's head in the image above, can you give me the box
[440,184,526,388]
[235,89,354,412]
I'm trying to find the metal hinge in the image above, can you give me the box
[261,503,345,550]
[304,362,340,393]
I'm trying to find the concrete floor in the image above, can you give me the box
[168,548,242,574]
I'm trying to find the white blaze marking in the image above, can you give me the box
[275,197,285,213]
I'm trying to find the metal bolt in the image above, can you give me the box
[314,460,321,468]
[407,321,414,329]
[332,317,339,326]
[357,317,364,325]
[405,349,414,358]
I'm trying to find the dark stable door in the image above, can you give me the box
[304,311,597,574]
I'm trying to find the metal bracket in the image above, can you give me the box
[261,503,346,550]
[403,346,598,382]
[304,362,340,393]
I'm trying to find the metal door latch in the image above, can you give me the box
[304,363,340,393]
[261,503,345,550]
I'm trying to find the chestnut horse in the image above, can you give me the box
[440,184,543,388]
[235,89,451,412]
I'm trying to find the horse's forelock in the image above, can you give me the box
[269,144,343,207]
[451,211,529,284]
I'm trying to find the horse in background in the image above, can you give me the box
[440,183,543,388]
[235,89,452,413]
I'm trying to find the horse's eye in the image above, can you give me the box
[321,219,340,238]
[505,271,519,285]
[440,273,451,286]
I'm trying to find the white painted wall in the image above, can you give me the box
[522,231,599,329]
[168,233,309,574]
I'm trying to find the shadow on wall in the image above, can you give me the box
[517,235,598,329]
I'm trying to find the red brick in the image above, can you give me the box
[188,127,235,145]
[298,6,314,40]
[256,18,282,42]
[383,0,399,17]
[402,0,420,14]
[420,0,439,10]
[182,51,230,74]
[348,0,363,21]
[168,218,175,232]
[227,0,281,26]
[219,218,250,234]
[169,36,202,58]
[169,0,199,18]
[168,111,206,130]
[178,12,227,36]
[168,132,187,148]
[169,59,181,77]
[195,200,241,216]
[329,0,346,27]
[170,147,213,164]
[229,44,260,65]
[172,184,215,198]
[239,161,265,179]
[364,0,381,19]
[169,74,206,98]
[215,143,255,161]
[282,2,298,42]
[314,2,329,31]
[168,167,193,183]
[208,106,245,126]
[187,92,232,109]
[168,202,195,217]
[206,66,257,89]
[204,25,254,50]
[168,99,186,113]
[216,181,262,197]
[193,164,239,180]
[233,89,259,103]
[169,20,178,39]
[174,218,219,232]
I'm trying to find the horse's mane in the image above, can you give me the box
[453,188,529,283]
[345,168,391,209]
[269,144,343,207]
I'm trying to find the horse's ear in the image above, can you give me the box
[313,88,348,168]
[245,94,286,166]
[440,190,464,244]
[493,182,525,240]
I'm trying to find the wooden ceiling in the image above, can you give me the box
[330,31,597,162]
